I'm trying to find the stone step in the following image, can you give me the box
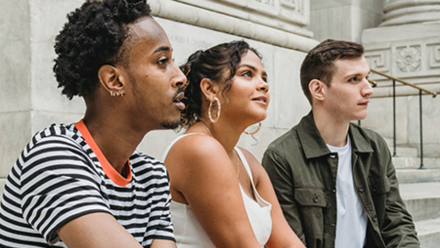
[400,182,440,221]
[383,137,419,157]
[388,146,419,158]
[396,169,440,184]
[414,217,440,248]
[393,157,440,169]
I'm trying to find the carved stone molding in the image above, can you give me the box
[428,43,440,69]
[396,46,421,72]
[173,0,311,36]
[149,0,318,52]
[365,50,390,73]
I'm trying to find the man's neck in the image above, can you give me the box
[313,108,350,147]
[83,107,147,175]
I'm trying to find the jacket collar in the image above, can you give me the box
[297,111,374,159]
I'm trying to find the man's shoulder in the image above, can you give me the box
[24,122,83,155]
[31,122,79,143]
[130,151,167,172]
[266,125,300,154]
[349,123,389,152]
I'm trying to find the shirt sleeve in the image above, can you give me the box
[262,148,306,245]
[20,136,111,245]
[143,163,175,246]
[377,138,420,247]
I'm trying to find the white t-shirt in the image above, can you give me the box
[327,136,367,248]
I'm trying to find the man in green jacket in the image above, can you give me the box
[262,39,420,248]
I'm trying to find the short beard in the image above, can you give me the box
[161,120,181,130]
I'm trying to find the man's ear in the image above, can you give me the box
[200,78,220,101]
[98,65,125,95]
[309,79,326,102]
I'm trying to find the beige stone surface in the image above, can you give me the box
[362,97,409,144]
[0,179,5,199]
[164,0,312,35]
[271,48,310,129]
[150,0,318,52]
[307,0,383,43]
[0,0,31,113]
[0,112,32,177]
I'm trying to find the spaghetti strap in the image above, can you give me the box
[234,147,254,184]
[162,133,207,161]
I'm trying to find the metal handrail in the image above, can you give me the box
[370,68,437,97]
[368,68,437,169]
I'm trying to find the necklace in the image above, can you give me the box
[199,120,240,177]
[199,120,213,137]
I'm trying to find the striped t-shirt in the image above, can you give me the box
[0,121,175,247]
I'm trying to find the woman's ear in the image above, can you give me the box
[98,65,126,96]
[309,79,326,102]
[200,78,220,101]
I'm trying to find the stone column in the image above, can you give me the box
[381,0,440,27]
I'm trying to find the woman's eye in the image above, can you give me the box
[242,71,252,77]
[158,57,169,65]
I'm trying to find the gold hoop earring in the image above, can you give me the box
[244,122,261,135]
[208,97,221,123]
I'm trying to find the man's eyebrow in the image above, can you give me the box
[153,46,171,53]
[344,71,369,79]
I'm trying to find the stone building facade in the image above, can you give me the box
[1,0,440,195]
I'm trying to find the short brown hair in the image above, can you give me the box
[300,39,364,104]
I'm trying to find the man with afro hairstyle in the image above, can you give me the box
[0,0,185,247]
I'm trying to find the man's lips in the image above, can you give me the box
[173,91,185,110]
[358,100,370,106]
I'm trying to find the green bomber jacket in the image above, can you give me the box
[262,111,420,248]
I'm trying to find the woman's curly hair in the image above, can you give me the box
[53,0,151,100]
[179,40,261,129]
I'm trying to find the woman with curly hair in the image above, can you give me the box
[163,40,305,248]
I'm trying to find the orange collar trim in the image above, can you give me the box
[75,120,132,187]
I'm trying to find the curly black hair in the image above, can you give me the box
[179,40,261,128]
[53,0,151,100]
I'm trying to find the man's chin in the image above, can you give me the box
[161,120,181,130]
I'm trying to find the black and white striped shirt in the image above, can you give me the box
[0,122,174,247]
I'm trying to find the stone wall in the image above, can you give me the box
[0,0,317,196]
[307,0,384,43]
[361,0,440,157]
